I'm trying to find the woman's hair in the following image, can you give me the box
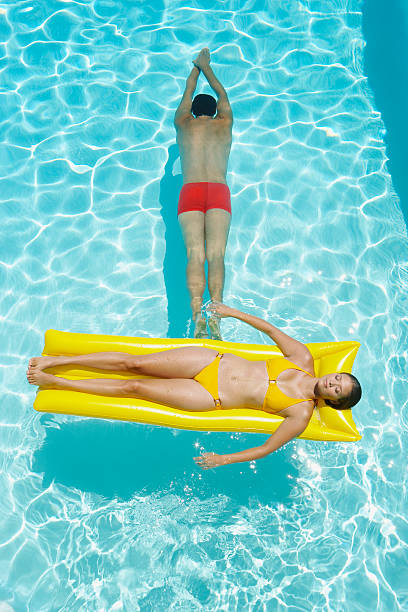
[326,373,362,410]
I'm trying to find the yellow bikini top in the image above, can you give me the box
[263,357,314,414]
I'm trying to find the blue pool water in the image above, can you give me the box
[1,1,408,610]
[362,0,408,226]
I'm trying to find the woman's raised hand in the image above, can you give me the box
[207,301,235,318]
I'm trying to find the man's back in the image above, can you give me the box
[176,115,232,184]
[173,47,233,340]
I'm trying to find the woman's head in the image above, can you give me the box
[316,372,361,410]
[191,94,217,117]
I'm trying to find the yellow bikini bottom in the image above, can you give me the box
[194,353,224,407]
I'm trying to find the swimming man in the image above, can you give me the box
[174,48,233,340]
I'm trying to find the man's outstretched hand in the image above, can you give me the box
[193,47,211,70]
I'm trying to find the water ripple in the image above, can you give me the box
[0,0,407,610]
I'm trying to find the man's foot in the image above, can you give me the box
[208,316,222,341]
[26,368,57,387]
[28,356,58,371]
[194,316,209,339]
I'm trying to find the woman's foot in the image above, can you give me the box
[26,368,57,388]
[28,356,59,371]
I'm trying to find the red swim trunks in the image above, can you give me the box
[178,182,231,215]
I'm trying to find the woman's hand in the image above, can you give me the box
[207,301,235,319]
[194,452,226,469]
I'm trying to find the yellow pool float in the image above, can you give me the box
[33,329,361,442]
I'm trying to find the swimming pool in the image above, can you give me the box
[1,0,407,610]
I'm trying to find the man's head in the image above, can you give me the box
[192,94,217,117]
[315,372,362,410]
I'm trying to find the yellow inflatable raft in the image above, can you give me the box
[33,330,361,442]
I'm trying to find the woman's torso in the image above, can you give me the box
[218,353,314,414]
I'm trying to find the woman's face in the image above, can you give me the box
[316,373,353,403]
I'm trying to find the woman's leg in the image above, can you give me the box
[27,369,215,411]
[29,352,138,372]
[29,347,219,379]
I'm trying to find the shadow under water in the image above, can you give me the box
[32,415,298,507]
[158,145,191,337]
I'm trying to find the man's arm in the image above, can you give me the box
[193,48,232,122]
[174,66,200,126]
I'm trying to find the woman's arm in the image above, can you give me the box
[194,414,310,469]
[174,66,200,126]
[209,303,312,365]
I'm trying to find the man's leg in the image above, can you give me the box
[179,211,208,338]
[205,208,231,340]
